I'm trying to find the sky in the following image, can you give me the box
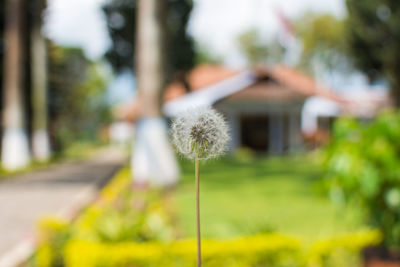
[45,0,111,59]
[188,0,345,65]
[45,0,346,61]
[44,0,348,103]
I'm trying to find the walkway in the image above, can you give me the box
[0,149,126,267]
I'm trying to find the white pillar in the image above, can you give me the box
[268,115,275,154]
[276,114,284,154]
[268,114,284,155]
[227,114,240,151]
[288,113,302,152]
[32,130,51,162]
[132,118,179,187]
[2,129,30,170]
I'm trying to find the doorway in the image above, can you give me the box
[240,115,269,152]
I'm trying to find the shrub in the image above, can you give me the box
[323,110,400,248]
[35,217,380,267]
[35,217,70,267]
[33,168,175,267]
[63,233,301,267]
[61,231,380,267]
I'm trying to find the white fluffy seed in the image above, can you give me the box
[170,106,230,160]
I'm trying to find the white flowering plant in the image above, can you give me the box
[171,106,229,267]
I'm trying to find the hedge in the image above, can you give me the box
[60,231,380,267]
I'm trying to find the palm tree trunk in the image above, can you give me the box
[31,0,50,162]
[132,0,179,186]
[135,0,166,118]
[1,0,30,170]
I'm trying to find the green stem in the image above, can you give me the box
[195,153,201,267]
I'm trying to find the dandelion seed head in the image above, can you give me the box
[171,106,229,160]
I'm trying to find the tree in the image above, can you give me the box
[31,0,50,161]
[237,28,269,66]
[131,0,179,186]
[48,45,111,152]
[0,0,5,134]
[1,0,31,170]
[102,0,195,85]
[195,43,223,65]
[295,13,350,77]
[236,28,285,66]
[346,0,400,106]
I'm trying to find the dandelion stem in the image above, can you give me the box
[195,152,201,267]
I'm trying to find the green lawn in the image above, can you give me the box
[174,153,364,241]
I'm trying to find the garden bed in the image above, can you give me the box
[29,157,381,267]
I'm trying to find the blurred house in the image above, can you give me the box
[117,64,389,154]
[163,64,389,154]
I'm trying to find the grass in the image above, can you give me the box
[174,153,364,241]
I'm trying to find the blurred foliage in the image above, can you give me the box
[323,110,400,248]
[31,166,381,267]
[32,168,175,267]
[35,218,70,267]
[54,142,110,161]
[35,221,380,267]
[236,28,285,66]
[48,44,112,152]
[195,42,224,65]
[305,231,381,267]
[102,0,195,83]
[63,234,302,267]
[295,12,352,76]
[61,231,380,267]
[237,28,269,65]
[61,230,380,267]
[346,0,400,105]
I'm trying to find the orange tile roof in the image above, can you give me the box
[163,64,240,101]
[254,65,344,102]
[225,81,306,102]
[164,64,344,103]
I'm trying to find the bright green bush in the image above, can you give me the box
[323,110,400,248]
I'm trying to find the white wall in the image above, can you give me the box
[216,100,304,154]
